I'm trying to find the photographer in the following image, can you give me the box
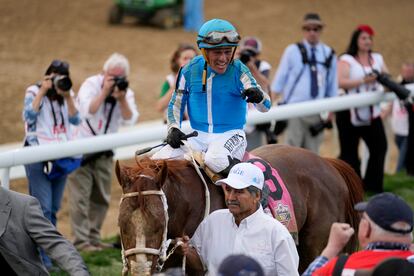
[336,24,389,193]
[237,36,275,149]
[271,13,337,154]
[68,53,139,252]
[382,63,414,173]
[22,59,81,271]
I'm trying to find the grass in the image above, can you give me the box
[51,173,414,275]
[52,236,122,276]
[384,172,414,210]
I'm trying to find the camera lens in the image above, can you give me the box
[114,77,129,91]
[53,76,72,91]
[240,50,255,64]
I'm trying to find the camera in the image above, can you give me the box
[240,49,256,64]
[113,76,129,91]
[52,75,72,91]
[309,120,333,137]
[372,69,411,100]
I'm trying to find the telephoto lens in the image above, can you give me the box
[372,69,411,100]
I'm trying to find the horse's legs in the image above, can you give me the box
[296,221,330,273]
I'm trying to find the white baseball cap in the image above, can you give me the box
[216,163,264,190]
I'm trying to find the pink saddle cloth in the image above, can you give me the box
[243,152,299,244]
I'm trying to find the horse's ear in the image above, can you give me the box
[115,160,122,187]
[156,160,168,188]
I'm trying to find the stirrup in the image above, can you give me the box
[204,167,222,184]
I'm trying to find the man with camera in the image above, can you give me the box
[238,36,277,149]
[68,53,139,252]
[271,13,337,153]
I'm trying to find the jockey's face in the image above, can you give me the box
[205,47,234,74]
[223,184,260,225]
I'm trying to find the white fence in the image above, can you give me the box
[0,89,412,188]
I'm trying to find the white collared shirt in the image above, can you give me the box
[75,74,139,138]
[190,206,299,276]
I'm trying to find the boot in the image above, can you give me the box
[218,156,241,178]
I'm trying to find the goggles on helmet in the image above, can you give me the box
[198,30,241,45]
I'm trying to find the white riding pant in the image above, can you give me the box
[151,129,247,173]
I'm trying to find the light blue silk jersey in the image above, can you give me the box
[168,55,271,133]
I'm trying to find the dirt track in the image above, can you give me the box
[3,0,414,239]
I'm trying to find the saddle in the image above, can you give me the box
[191,151,222,183]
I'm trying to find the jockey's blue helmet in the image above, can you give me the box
[197,19,241,49]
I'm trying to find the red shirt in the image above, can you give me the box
[313,250,413,275]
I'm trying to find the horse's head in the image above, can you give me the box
[116,158,169,276]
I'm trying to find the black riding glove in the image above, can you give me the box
[241,88,264,103]
[166,127,186,149]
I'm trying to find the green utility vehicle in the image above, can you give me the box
[108,0,183,29]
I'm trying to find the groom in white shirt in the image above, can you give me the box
[176,162,299,276]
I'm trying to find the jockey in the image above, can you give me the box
[152,18,271,176]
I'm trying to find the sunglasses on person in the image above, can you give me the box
[198,30,241,45]
[303,26,322,32]
[51,59,69,70]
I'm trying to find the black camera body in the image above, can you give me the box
[240,49,256,64]
[113,76,129,91]
[52,75,72,91]
[309,120,333,137]
[372,69,411,100]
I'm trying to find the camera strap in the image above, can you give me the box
[86,100,116,135]
[283,43,335,103]
[353,55,377,123]
[296,42,335,69]
[49,99,65,130]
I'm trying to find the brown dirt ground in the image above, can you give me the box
[2,0,414,240]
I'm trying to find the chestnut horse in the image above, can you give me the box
[116,144,364,275]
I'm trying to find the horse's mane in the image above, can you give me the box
[129,157,194,183]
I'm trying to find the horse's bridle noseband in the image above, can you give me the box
[119,174,171,275]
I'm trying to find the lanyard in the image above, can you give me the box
[86,100,116,135]
[49,99,65,130]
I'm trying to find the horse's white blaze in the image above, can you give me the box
[131,209,151,276]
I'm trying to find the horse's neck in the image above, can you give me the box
[164,167,224,238]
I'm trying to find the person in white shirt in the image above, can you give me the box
[176,162,299,276]
[67,53,139,252]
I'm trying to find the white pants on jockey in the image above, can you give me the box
[151,129,247,173]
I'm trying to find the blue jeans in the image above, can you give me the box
[24,161,67,268]
[395,134,408,172]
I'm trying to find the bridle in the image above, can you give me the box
[119,152,210,275]
[119,174,173,275]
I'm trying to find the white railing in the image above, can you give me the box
[0,88,412,188]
